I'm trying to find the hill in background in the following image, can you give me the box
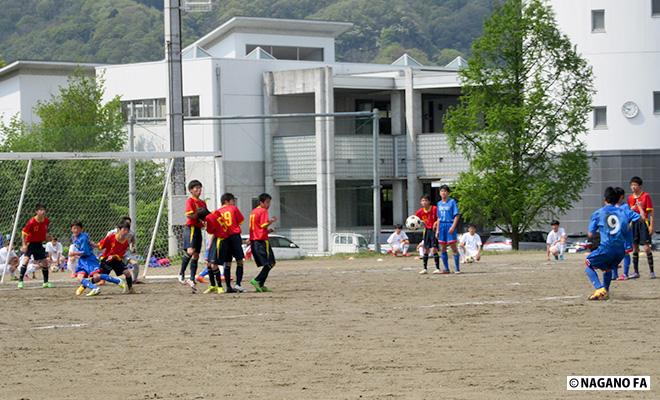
[0,0,494,66]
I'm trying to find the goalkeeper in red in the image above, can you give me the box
[17,204,51,289]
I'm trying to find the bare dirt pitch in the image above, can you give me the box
[1,252,658,400]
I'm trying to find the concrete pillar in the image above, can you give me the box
[315,68,329,252]
[404,69,422,215]
[324,66,336,239]
[263,72,280,219]
[390,90,406,224]
[390,91,405,136]
[392,181,405,224]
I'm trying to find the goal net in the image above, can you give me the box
[0,151,221,283]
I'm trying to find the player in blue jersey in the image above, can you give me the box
[613,187,634,281]
[584,187,640,300]
[70,221,125,297]
[436,185,461,273]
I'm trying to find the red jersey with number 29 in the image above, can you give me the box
[249,206,270,241]
[215,205,244,239]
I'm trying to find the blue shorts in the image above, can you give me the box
[437,223,457,245]
[586,246,624,271]
[75,256,101,277]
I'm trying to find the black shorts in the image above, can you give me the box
[219,234,245,263]
[632,219,652,245]
[251,240,275,268]
[25,242,47,261]
[101,259,128,276]
[183,226,203,253]
[422,228,438,249]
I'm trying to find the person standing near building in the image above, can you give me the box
[627,176,655,279]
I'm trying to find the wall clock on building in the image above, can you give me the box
[621,101,639,119]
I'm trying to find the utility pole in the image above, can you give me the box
[372,109,381,254]
[165,0,186,195]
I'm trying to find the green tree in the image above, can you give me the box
[0,55,5,67]
[443,0,594,249]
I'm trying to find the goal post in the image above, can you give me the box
[0,151,221,284]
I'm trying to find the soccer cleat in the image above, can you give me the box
[617,274,627,281]
[86,287,101,297]
[75,285,86,296]
[177,275,185,284]
[454,270,462,274]
[440,270,450,274]
[250,278,263,293]
[261,286,272,292]
[186,279,197,293]
[650,272,656,279]
[42,282,54,289]
[118,279,126,290]
[195,275,207,284]
[419,269,428,275]
[588,288,609,301]
[217,286,225,294]
[629,272,640,279]
[234,284,246,293]
[203,286,218,294]
[17,281,24,289]
[225,287,236,293]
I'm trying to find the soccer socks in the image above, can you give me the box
[179,254,191,277]
[236,261,244,286]
[611,266,618,281]
[99,274,120,285]
[208,267,217,287]
[255,265,272,286]
[584,266,603,290]
[603,270,613,291]
[18,265,27,281]
[433,254,440,270]
[441,252,449,272]
[647,252,654,273]
[189,259,198,281]
[125,275,133,289]
[422,254,429,269]
[224,264,232,290]
[200,268,209,278]
[42,266,49,283]
[453,254,460,272]
[623,254,631,277]
[81,278,97,290]
[632,252,639,274]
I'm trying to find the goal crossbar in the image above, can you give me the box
[0,151,222,161]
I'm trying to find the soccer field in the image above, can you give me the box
[1,252,658,399]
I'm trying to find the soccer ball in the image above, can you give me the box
[465,256,475,264]
[50,265,59,272]
[405,215,423,230]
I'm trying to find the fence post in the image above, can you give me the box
[372,109,381,254]
[142,158,175,279]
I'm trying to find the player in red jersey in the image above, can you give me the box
[216,193,245,293]
[18,204,51,289]
[98,221,135,293]
[249,193,277,292]
[627,176,655,279]
[179,180,207,290]
[415,195,441,274]
[196,207,224,294]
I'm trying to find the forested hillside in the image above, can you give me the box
[0,0,494,65]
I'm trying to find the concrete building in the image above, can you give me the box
[1,9,658,249]
[551,0,660,234]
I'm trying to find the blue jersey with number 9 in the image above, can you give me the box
[588,204,640,249]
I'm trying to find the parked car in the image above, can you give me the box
[482,231,548,251]
[242,234,306,260]
[652,232,660,251]
[368,230,424,254]
[565,235,595,253]
[330,233,370,254]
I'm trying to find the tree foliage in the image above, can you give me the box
[444,0,594,249]
[0,0,494,65]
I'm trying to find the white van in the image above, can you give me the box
[330,233,370,254]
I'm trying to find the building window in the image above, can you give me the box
[654,92,660,113]
[246,44,324,61]
[593,106,607,129]
[121,96,199,120]
[591,10,605,32]
[653,0,660,16]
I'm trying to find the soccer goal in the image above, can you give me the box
[0,151,221,283]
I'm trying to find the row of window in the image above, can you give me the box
[245,45,324,61]
[593,92,660,128]
[592,1,660,32]
[121,96,200,120]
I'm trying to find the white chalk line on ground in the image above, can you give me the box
[417,295,582,309]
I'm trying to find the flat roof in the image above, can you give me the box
[0,60,103,80]
[186,16,353,51]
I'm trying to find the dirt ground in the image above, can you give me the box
[0,252,658,400]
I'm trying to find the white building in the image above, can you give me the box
[1,9,658,249]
